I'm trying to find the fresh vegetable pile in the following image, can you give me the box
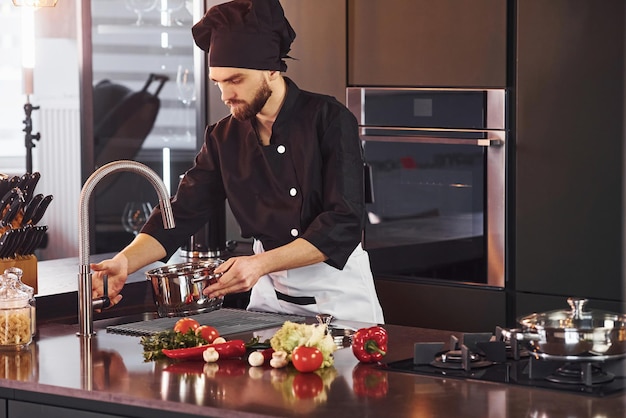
[140,317,388,376]
[140,317,266,361]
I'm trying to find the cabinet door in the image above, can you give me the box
[348,0,507,87]
[514,0,624,301]
[281,0,347,104]
[8,400,122,418]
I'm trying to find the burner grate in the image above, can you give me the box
[546,363,614,385]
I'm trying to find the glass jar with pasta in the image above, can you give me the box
[0,273,32,349]
[4,267,36,338]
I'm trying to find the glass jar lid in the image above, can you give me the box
[0,274,30,309]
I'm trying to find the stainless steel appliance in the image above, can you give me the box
[347,88,507,287]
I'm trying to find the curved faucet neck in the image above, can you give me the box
[77,160,175,338]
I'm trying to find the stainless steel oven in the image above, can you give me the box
[347,88,507,288]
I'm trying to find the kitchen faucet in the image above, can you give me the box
[77,160,175,337]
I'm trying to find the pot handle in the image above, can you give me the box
[190,272,223,284]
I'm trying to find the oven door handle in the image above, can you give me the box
[360,131,505,147]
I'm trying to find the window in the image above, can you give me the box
[0,3,27,164]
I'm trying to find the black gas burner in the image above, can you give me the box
[546,363,614,385]
[430,349,493,370]
[384,330,626,397]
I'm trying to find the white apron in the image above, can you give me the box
[247,240,385,324]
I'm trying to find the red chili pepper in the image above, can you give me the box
[209,340,247,359]
[352,364,388,399]
[162,339,247,361]
[161,345,208,360]
[351,326,388,363]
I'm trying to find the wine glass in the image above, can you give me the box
[176,64,196,142]
[125,0,158,26]
[121,202,153,235]
[158,0,185,27]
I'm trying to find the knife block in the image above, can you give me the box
[0,255,38,295]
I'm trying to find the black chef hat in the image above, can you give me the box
[192,0,296,72]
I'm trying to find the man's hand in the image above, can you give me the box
[90,254,128,309]
[89,233,167,309]
[204,255,262,298]
[203,238,327,299]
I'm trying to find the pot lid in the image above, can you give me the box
[518,298,626,330]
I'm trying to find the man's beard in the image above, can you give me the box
[228,79,272,121]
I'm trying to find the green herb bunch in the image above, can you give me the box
[140,329,205,361]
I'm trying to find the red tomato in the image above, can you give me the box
[292,372,324,399]
[173,317,200,334]
[291,346,324,373]
[195,325,220,343]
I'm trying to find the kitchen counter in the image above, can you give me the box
[0,314,624,418]
[0,254,623,417]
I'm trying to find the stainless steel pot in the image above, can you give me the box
[508,298,626,356]
[146,259,224,318]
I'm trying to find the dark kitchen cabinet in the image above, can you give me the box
[347,0,507,87]
[513,0,625,316]
[281,0,347,104]
[8,400,119,418]
[375,278,506,332]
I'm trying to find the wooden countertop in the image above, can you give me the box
[0,314,624,418]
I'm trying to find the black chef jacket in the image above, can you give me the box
[143,78,365,270]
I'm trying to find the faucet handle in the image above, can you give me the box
[93,274,111,310]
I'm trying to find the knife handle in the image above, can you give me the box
[29,194,53,225]
[21,193,44,225]
[0,192,23,228]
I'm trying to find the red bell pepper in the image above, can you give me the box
[351,326,388,363]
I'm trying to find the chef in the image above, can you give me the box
[91,0,384,324]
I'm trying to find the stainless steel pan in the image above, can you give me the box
[145,259,224,318]
[505,298,626,356]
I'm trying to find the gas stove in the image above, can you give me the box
[384,327,626,397]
